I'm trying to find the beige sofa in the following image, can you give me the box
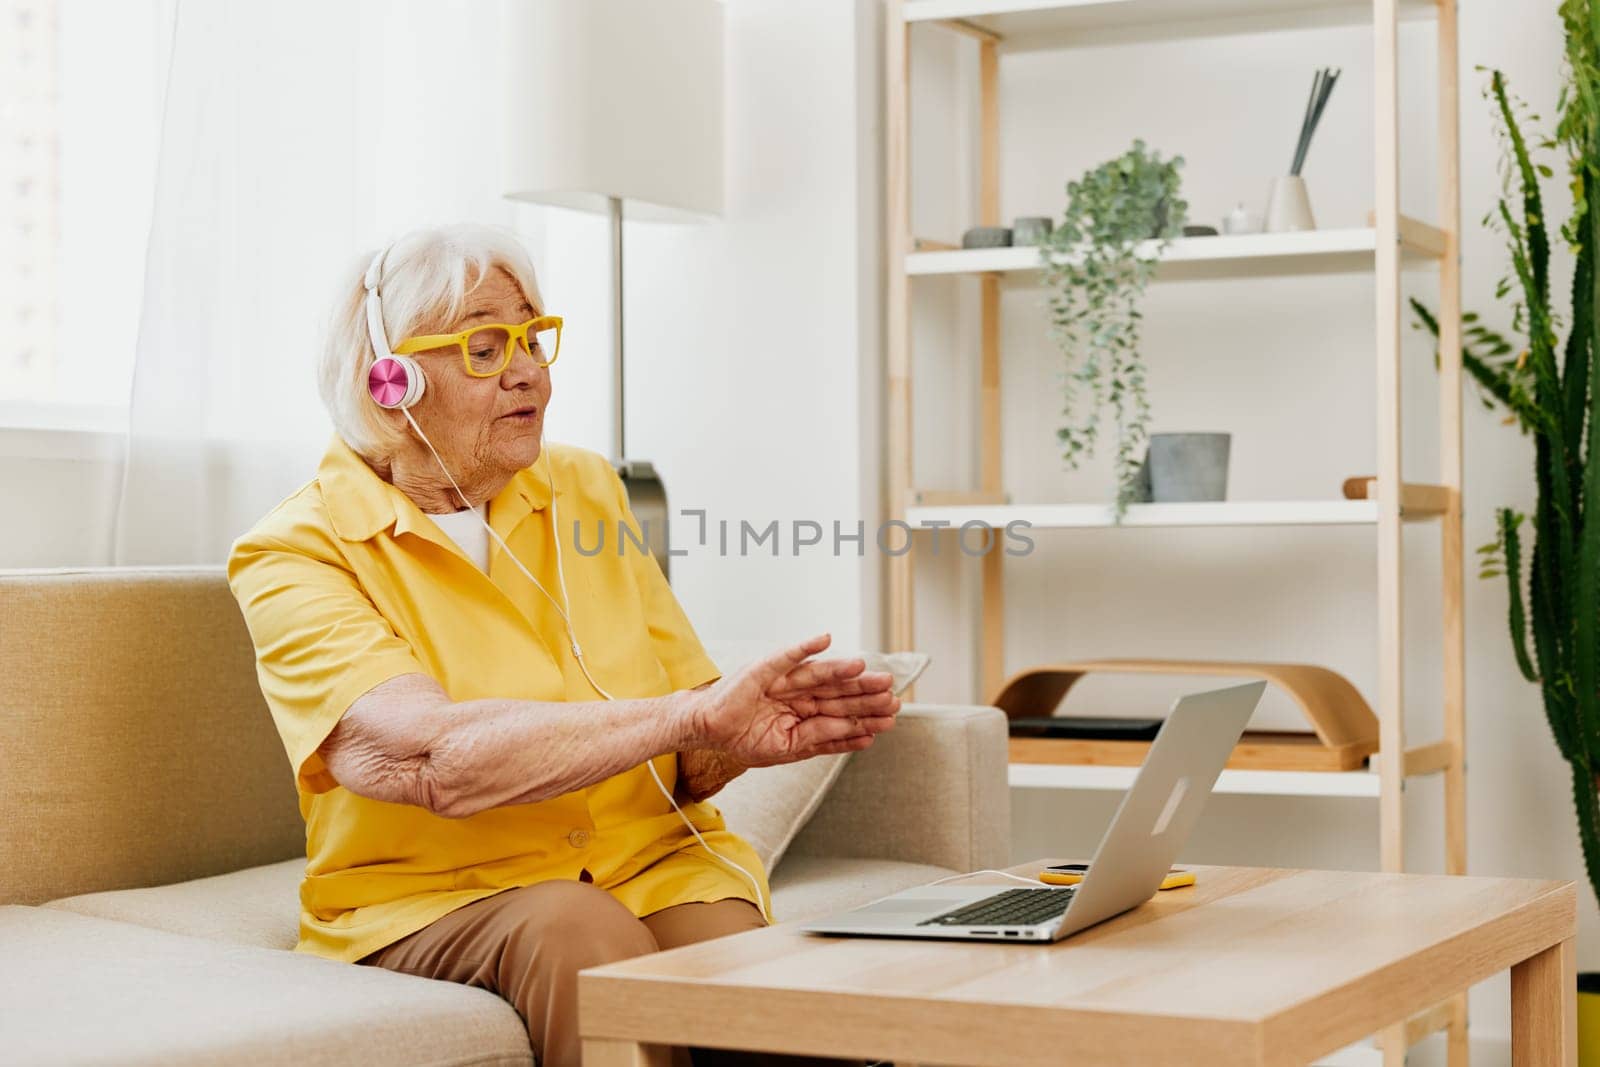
[0,568,1010,1066]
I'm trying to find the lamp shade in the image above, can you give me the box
[502,0,723,221]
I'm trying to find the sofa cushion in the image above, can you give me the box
[709,757,851,872]
[46,853,956,949]
[0,905,532,1066]
[46,858,304,950]
[768,854,956,923]
[0,568,303,906]
[787,705,1012,874]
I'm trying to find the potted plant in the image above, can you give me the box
[1041,140,1187,519]
[1413,1,1600,1051]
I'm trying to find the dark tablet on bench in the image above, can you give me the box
[1006,716,1165,741]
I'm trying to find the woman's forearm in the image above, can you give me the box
[322,673,703,818]
[437,693,699,815]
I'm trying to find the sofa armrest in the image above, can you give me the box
[784,704,1011,872]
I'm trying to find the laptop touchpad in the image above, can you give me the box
[855,897,944,915]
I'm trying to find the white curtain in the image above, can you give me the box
[114,0,537,563]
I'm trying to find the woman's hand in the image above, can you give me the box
[681,634,900,767]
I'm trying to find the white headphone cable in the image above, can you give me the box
[400,408,771,921]
[926,870,1046,888]
[400,409,579,646]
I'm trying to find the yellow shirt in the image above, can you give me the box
[227,435,767,963]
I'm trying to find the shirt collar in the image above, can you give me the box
[319,435,554,544]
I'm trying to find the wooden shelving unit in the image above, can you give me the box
[906,221,1446,278]
[900,0,1440,35]
[907,495,1449,528]
[1008,762,1385,797]
[883,1,1465,1062]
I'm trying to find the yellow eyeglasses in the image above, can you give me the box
[394,315,563,378]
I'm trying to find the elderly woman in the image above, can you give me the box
[227,223,899,1067]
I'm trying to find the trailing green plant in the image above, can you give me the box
[1041,140,1186,518]
[1411,0,1600,908]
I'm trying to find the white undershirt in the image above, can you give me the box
[428,504,491,573]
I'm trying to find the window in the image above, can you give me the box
[1,0,170,429]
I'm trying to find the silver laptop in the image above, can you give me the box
[801,681,1264,943]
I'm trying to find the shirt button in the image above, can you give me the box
[567,829,591,848]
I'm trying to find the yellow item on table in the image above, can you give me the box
[228,436,764,964]
[1038,866,1195,890]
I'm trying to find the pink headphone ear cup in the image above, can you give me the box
[368,355,425,410]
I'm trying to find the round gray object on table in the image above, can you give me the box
[961,226,1013,249]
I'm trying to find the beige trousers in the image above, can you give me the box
[361,879,859,1067]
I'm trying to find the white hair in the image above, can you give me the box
[320,222,546,464]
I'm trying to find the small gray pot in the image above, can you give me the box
[962,226,1012,249]
[1012,216,1053,246]
[1145,433,1231,502]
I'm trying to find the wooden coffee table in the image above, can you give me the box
[580,861,1576,1066]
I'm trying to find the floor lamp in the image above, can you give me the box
[502,0,724,582]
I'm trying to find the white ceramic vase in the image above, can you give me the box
[1264,175,1316,232]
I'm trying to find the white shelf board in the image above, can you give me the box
[907,228,1438,283]
[907,499,1381,529]
[1009,762,1381,798]
[903,0,1436,45]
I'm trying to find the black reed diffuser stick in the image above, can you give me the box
[1290,67,1340,176]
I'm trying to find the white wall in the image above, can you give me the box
[903,5,1572,1058]
[533,0,884,654]
[0,432,123,567]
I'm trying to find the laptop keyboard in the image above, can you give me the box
[918,887,1075,928]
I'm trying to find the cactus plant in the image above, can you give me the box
[1413,1,1600,905]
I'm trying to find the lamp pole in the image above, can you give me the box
[609,194,626,460]
[605,192,671,578]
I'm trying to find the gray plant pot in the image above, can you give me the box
[1145,433,1231,502]
[1012,216,1053,246]
[961,226,1012,249]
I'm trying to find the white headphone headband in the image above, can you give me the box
[363,247,386,291]
[364,246,394,361]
